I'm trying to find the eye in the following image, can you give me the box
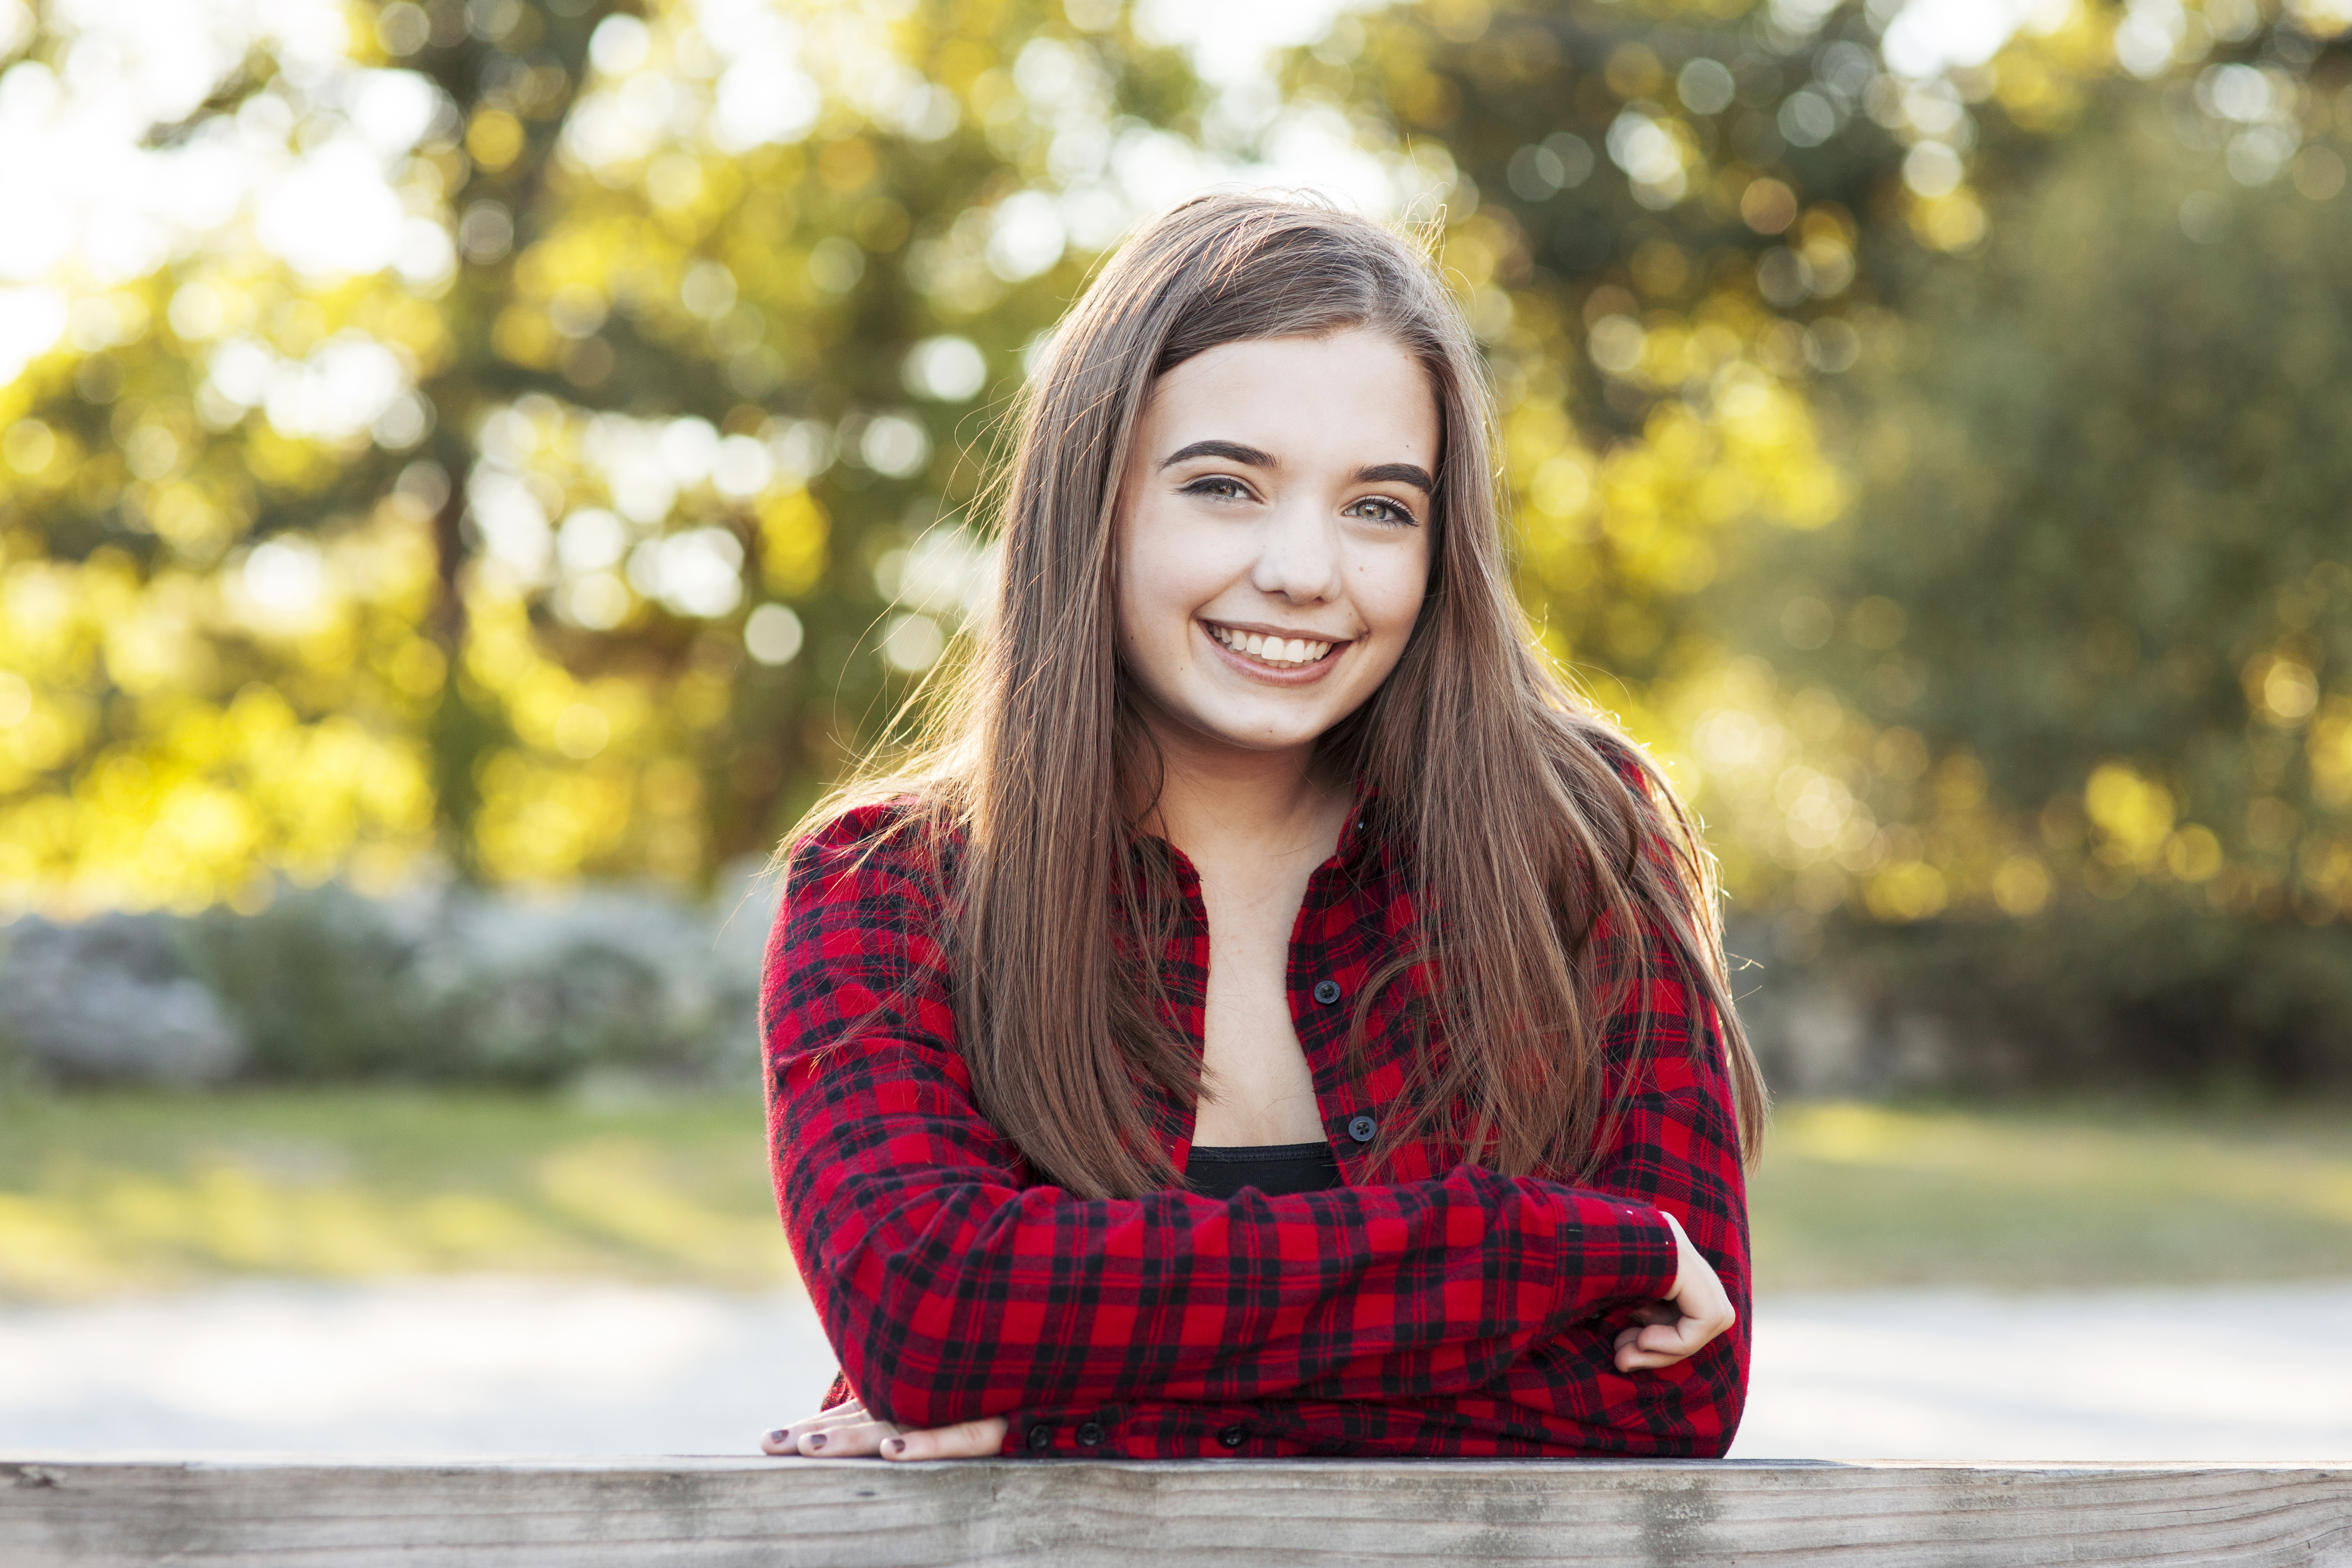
[1181,475,1253,503]
[1345,495,1420,528]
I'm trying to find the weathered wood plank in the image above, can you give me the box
[4,1455,2349,1568]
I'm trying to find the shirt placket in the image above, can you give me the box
[1292,848,1394,1184]
[1139,820,1394,1176]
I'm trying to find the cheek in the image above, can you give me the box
[1355,543,1433,641]
[1121,502,1226,627]
[1114,507,1202,671]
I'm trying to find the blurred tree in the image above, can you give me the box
[1761,3,2352,916]
[10,0,2352,1091]
[0,0,1210,910]
[1751,61,2352,1083]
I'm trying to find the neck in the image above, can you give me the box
[1132,710,1341,862]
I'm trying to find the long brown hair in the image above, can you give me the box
[782,191,1766,1199]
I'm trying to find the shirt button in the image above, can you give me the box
[1216,1424,1250,1449]
[1076,1421,1105,1447]
[1027,1423,1053,1452]
[1347,1114,1377,1143]
[1312,978,1341,1006]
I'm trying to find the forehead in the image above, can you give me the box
[1141,330,1440,460]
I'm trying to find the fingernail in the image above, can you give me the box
[805,1434,826,1451]
[766,1430,789,1445]
[883,1438,905,1458]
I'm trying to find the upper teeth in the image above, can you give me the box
[1209,624,1334,665]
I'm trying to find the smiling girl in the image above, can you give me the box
[756,192,1763,1462]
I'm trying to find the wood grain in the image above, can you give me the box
[5,1455,2349,1567]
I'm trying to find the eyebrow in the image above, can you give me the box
[1353,461,1436,496]
[1159,439,1274,471]
[1158,441,1436,496]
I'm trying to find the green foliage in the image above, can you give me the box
[4,880,766,1089]
[184,887,449,1079]
[8,0,2352,1092]
[0,0,1213,906]
[1748,78,2352,1085]
[1815,92,2352,816]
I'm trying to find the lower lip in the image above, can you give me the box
[1200,624,1347,684]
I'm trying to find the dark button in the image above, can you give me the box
[1027,1423,1053,1452]
[1216,1424,1250,1449]
[1347,1114,1377,1143]
[1312,978,1341,1006]
[1076,1421,1105,1447]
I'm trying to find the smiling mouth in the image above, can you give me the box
[1203,621,1348,669]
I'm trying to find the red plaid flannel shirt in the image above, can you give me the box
[761,797,1751,1458]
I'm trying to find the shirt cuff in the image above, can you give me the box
[1551,1191,1681,1318]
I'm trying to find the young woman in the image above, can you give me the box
[756,192,1763,1462]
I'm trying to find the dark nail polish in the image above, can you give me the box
[805,1433,827,1450]
[766,1430,789,1445]
[883,1438,905,1457]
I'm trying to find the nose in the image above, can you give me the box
[1250,497,1343,604]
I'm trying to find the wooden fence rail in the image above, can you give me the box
[6,1454,2350,1567]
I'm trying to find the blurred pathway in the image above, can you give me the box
[1738,1283,2352,1459]
[0,1278,837,1456]
[6,1278,2350,1460]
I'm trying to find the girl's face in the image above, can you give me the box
[1112,328,1437,761]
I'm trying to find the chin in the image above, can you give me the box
[1183,701,1347,754]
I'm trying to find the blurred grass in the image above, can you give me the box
[5,1091,2352,1302]
[0,1089,790,1302]
[1752,1101,2352,1291]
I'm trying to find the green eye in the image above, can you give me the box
[1183,477,1249,501]
[1349,497,1418,527]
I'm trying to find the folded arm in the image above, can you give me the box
[1371,915,1756,1456]
[762,815,1683,1433]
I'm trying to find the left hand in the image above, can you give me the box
[1612,1210,1736,1373]
[761,1396,1008,1461]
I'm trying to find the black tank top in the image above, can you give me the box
[1185,1139,1343,1200]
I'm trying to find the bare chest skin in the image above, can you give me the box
[1186,812,1344,1148]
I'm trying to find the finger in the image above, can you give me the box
[762,1400,869,1454]
[761,1421,871,1457]
[1616,1310,1731,1370]
[1646,1319,1710,1357]
[1614,1326,1701,1371]
[1613,1298,1687,1353]
[884,1417,1010,1462]
[1666,1286,1735,1344]
[763,1406,857,1454]
[799,1417,901,1457]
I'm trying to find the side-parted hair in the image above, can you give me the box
[779,190,1766,1199]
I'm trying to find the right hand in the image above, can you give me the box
[761,1396,1008,1461]
[1611,1209,1736,1373]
